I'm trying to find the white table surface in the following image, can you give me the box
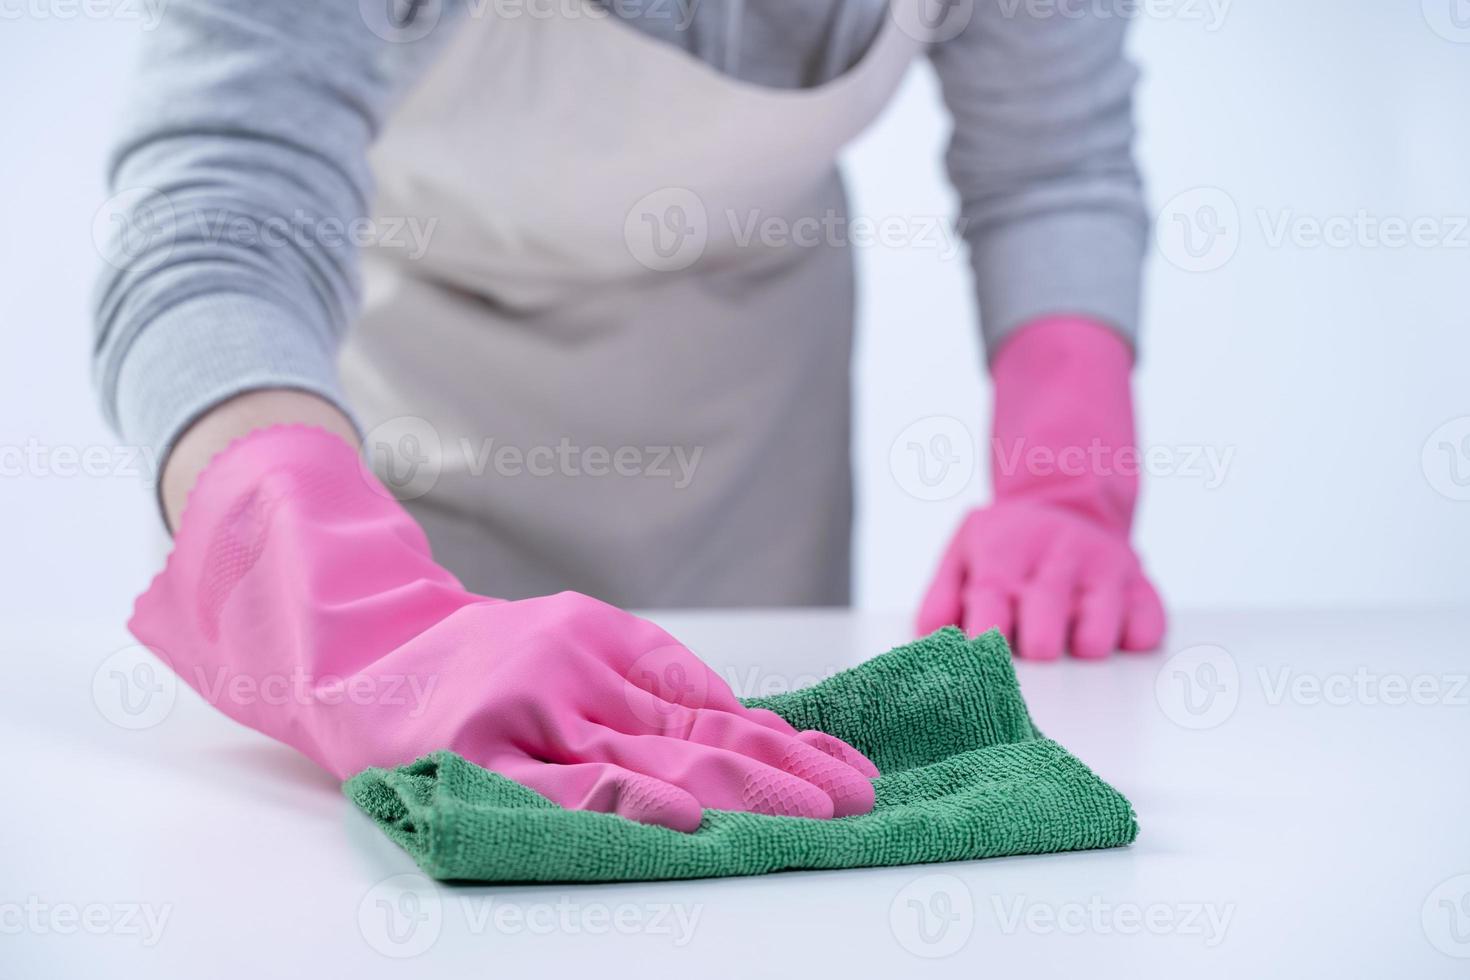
[4,608,1467,978]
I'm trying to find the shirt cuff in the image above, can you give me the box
[107,292,356,484]
[968,208,1145,358]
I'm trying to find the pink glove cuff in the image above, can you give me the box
[129,425,479,775]
[990,316,1138,534]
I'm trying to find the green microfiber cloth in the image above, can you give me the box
[344,627,1137,882]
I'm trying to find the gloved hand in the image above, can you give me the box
[130,425,877,831]
[916,317,1166,659]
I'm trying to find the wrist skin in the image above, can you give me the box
[160,389,358,533]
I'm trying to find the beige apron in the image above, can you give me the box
[343,1,923,607]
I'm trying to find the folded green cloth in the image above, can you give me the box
[345,627,1137,882]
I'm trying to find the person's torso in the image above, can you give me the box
[342,0,926,605]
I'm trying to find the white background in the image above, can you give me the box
[1,0,1468,626]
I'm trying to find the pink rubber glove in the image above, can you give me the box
[130,426,877,832]
[916,317,1166,660]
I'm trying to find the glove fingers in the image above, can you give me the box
[796,729,882,779]
[584,730,841,819]
[1071,579,1127,659]
[962,585,1014,640]
[602,651,880,785]
[596,653,879,797]
[1121,576,1167,652]
[498,759,704,833]
[1016,557,1077,661]
[672,707,875,817]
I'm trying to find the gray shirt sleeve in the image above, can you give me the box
[93,0,1145,468]
[927,3,1147,353]
[91,0,452,462]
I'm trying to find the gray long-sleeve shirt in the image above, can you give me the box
[93,0,1147,465]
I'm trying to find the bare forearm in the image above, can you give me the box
[160,390,358,533]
